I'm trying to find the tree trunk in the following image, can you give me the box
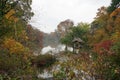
[65,44,68,52]
[73,44,75,54]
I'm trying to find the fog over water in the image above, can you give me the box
[41,45,73,54]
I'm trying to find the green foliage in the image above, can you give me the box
[60,32,73,46]
[111,41,120,54]
[107,0,120,13]
[0,25,13,38]
[110,41,120,74]
[60,22,89,48]
[72,23,89,42]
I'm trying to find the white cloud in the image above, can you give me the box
[30,0,111,33]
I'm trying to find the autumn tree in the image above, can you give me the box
[57,19,74,37]
[0,0,38,79]
[57,19,74,51]
[0,0,34,44]
[87,1,120,79]
[26,24,43,53]
[0,0,33,22]
[109,8,120,42]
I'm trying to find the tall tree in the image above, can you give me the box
[57,19,74,51]
[57,19,74,37]
[26,25,43,52]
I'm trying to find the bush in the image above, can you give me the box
[31,54,56,69]
[0,49,37,79]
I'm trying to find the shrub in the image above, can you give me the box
[31,54,56,69]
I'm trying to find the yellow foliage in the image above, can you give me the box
[111,31,120,42]
[93,28,107,42]
[5,9,19,22]
[5,9,15,19]
[3,38,25,54]
[9,16,19,22]
[110,8,120,17]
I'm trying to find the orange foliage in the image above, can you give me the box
[110,8,120,18]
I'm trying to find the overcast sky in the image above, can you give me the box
[30,0,111,33]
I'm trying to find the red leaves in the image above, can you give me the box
[94,40,113,54]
